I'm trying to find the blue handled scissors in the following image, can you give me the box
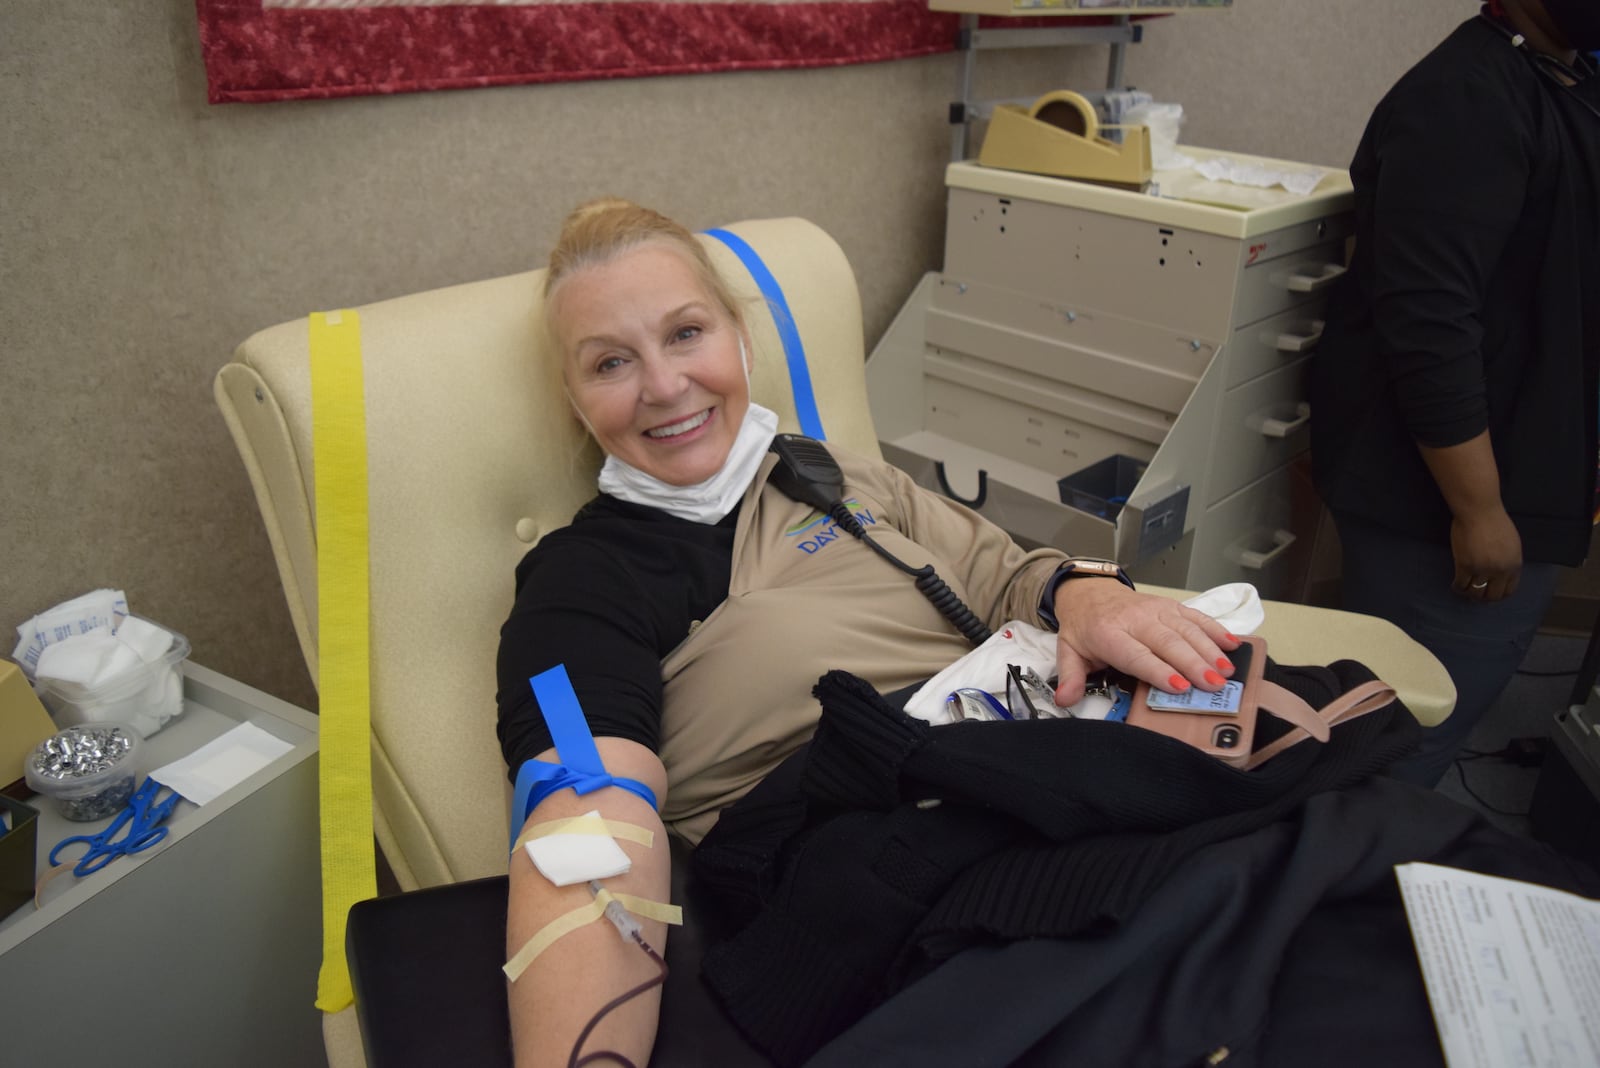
[49,776,180,877]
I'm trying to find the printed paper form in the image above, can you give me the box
[1395,862,1600,1068]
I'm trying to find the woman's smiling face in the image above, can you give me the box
[553,242,750,487]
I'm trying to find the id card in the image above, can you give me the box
[1146,679,1244,715]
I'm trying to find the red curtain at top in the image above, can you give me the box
[196,0,978,104]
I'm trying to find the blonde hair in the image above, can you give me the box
[543,197,746,333]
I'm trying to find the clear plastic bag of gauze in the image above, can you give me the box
[1124,101,1190,170]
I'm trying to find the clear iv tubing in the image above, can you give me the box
[567,882,670,1068]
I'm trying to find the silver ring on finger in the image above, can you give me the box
[1469,580,1489,590]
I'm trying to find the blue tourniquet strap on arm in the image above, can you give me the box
[509,665,659,851]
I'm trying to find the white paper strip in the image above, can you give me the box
[149,722,295,805]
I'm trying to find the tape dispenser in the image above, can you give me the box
[977,89,1153,188]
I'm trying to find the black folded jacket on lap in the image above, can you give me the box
[694,660,1597,1067]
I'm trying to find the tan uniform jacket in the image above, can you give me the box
[661,444,1065,843]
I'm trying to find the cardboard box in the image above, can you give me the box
[1,661,58,796]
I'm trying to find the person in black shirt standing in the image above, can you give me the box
[1310,0,1600,786]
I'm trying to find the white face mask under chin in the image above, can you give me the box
[596,401,779,523]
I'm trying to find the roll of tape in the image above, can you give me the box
[1029,90,1099,140]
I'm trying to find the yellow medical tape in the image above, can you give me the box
[511,815,655,854]
[309,309,379,1013]
[502,889,683,982]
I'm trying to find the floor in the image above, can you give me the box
[1433,628,1593,839]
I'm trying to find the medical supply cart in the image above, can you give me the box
[0,663,324,1066]
[867,147,1352,600]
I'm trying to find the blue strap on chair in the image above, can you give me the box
[703,227,826,441]
[509,664,659,851]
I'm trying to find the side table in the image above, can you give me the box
[0,662,323,1066]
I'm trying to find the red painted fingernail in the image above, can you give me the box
[1215,657,1233,672]
[1204,670,1226,687]
[1225,633,1239,643]
[1167,674,1190,691]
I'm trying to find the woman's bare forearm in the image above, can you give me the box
[505,738,672,1067]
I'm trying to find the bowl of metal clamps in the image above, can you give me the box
[24,724,143,822]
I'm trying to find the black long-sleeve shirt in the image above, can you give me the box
[494,495,736,772]
[1309,17,1600,565]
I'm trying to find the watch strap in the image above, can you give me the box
[1038,557,1135,629]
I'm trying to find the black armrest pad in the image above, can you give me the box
[346,837,769,1068]
[348,875,514,1067]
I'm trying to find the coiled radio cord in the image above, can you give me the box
[826,502,992,646]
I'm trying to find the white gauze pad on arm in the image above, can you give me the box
[522,810,634,886]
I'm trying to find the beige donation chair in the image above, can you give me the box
[214,216,1454,1068]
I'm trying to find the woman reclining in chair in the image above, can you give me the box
[495,198,1246,1066]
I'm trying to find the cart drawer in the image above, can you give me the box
[1207,357,1312,505]
[1233,240,1347,327]
[1189,460,1320,600]
[923,373,1159,476]
[1225,302,1329,389]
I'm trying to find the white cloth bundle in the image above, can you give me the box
[904,583,1266,726]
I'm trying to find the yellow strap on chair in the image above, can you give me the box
[309,309,379,1012]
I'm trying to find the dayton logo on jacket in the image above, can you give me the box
[785,500,876,554]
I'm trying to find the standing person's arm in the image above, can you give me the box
[506,739,671,1068]
[1418,432,1522,600]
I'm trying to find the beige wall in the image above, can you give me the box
[2,0,1474,710]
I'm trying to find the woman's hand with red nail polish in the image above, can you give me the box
[1050,579,1239,704]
